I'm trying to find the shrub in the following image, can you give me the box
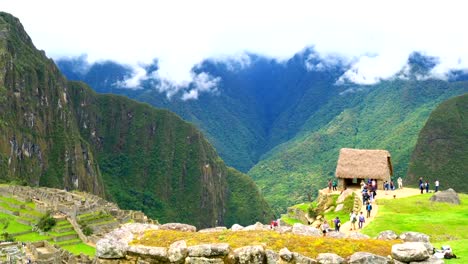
[82,225,93,236]
[1,232,15,242]
[37,213,57,232]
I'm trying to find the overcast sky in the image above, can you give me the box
[2,0,468,85]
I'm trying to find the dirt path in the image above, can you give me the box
[333,187,421,235]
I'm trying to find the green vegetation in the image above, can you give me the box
[37,213,57,232]
[363,193,468,262]
[61,243,96,257]
[133,229,397,259]
[407,93,468,192]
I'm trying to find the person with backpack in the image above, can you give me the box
[366,202,372,218]
[349,211,357,231]
[358,212,365,229]
[333,216,341,232]
[332,180,337,191]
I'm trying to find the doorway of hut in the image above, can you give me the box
[344,178,363,189]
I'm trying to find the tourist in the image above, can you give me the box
[425,181,430,193]
[321,220,330,236]
[332,180,337,191]
[397,177,403,189]
[435,180,439,192]
[390,180,395,190]
[333,217,341,232]
[419,177,423,186]
[358,212,365,229]
[366,202,372,218]
[420,182,424,194]
[328,179,332,192]
[349,211,357,231]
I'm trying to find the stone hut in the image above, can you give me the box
[335,148,393,190]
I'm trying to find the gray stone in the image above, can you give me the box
[279,248,293,261]
[422,242,434,255]
[231,224,244,231]
[293,252,317,264]
[337,189,354,203]
[188,244,231,257]
[392,260,406,264]
[228,245,265,264]
[348,252,391,264]
[292,223,322,237]
[243,222,268,231]
[275,226,292,234]
[376,230,398,240]
[326,231,346,239]
[430,188,460,205]
[185,257,225,264]
[409,256,445,264]
[392,242,430,262]
[265,249,279,264]
[400,232,430,243]
[199,227,228,233]
[347,232,370,240]
[168,240,188,263]
[95,238,127,259]
[127,245,168,261]
[334,204,344,212]
[316,253,345,264]
[160,223,197,232]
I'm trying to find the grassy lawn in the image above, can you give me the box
[363,193,468,262]
[324,193,355,228]
[0,212,32,233]
[14,232,51,242]
[62,243,96,257]
[133,230,397,259]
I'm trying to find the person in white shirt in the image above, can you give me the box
[397,177,403,189]
[435,180,439,192]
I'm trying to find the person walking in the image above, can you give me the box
[358,212,365,229]
[328,179,332,192]
[366,202,372,218]
[333,217,341,232]
[397,177,403,189]
[425,181,430,193]
[420,182,424,194]
[435,180,439,192]
[332,180,337,191]
[349,211,357,231]
[321,220,330,237]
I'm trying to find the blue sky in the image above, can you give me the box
[2,0,468,85]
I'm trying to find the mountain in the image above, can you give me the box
[0,12,272,228]
[407,93,468,192]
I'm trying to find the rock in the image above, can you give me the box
[400,232,430,243]
[316,253,345,264]
[337,189,354,203]
[185,257,225,264]
[265,249,279,264]
[275,226,292,234]
[127,245,168,261]
[347,232,370,240]
[392,242,430,262]
[279,248,293,261]
[104,223,159,243]
[422,242,434,255]
[334,204,344,212]
[188,244,231,257]
[160,223,197,232]
[228,245,265,264]
[409,256,445,264]
[376,230,398,240]
[168,240,188,263]
[292,223,322,237]
[311,220,322,229]
[199,227,228,233]
[429,188,460,205]
[95,238,127,259]
[231,224,244,231]
[243,222,268,231]
[326,231,346,239]
[348,252,391,264]
[293,252,317,264]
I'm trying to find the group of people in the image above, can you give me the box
[419,177,440,194]
[327,179,338,192]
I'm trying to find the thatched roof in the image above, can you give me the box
[335,148,393,180]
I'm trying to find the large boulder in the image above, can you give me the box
[95,238,127,259]
[279,248,293,262]
[275,226,292,234]
[231,224,244,231]
[334,204,344,212]
[409,256,445,264]
[127,245,169,262]
[292,223,322,237]
[376,230,398,240]
[327,231,346,239]
[185,257,225,264]
[160,223,197,232]
[228,245,265,264]
[293,252,317,264]
[392,242,430,262]
[243,222,269,231]
[399,232,430,243]
[265,250,279,264]
[348,232,370,240]
[316,253,345,264]
[348,252,391,264]
[430,189,460,205]
[188,244,231,257]
[337,189,354,203]
[168,240,188,263]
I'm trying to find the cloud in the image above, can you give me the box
[181,72,221,101]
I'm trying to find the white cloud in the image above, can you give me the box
[181,72,221,101]
[2,0,468,85]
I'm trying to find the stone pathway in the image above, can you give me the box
[329,187,421,235]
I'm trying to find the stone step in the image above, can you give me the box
[53,226,75,233]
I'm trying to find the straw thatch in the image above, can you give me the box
[335,148,393,180]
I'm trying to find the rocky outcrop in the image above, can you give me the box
[291,223,321,237]
[161,223,197,232]
[316,253,345,264]
[392,242,430,262]
[377,230,398,240]
[188,244,231,258]
[169,240,188,264]
[199,227,228,233]
[265,250,279,264]
[95,238,127,259]
[227,245,265,264]
[292,252,317,264]
[348,252,391,264]
[326,231,346,239]
[400,232,430,243]
[347,232,370,240]
[231,224,244,231]
[243,222,269,231]
[429,189,460,205]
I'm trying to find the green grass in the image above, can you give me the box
[293,202,315,212]
[363,193,468,262]
[281,216,303,226]
[323,193,355,227]
[14,232,51,242]
[61,243,96,257]
[433,239,468,264]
